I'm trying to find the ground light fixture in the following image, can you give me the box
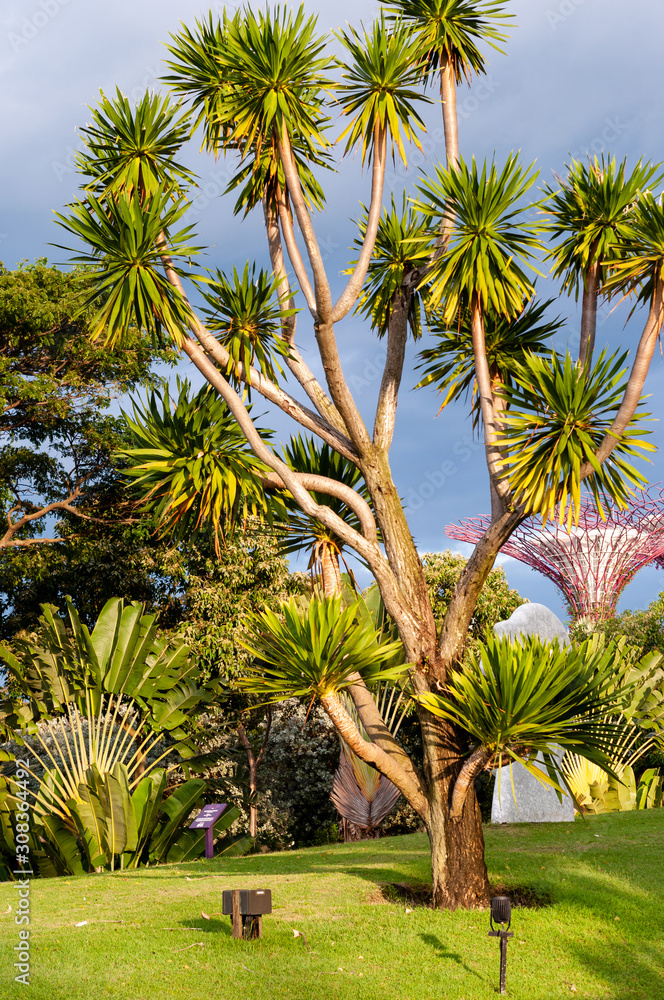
[222,889,272,939]
[488,895,514,994]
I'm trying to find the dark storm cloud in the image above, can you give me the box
[2,0,663,614]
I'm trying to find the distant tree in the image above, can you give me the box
[0,259,174,551]
[423,549,525,646]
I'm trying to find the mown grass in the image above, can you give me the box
[1,810,663,999]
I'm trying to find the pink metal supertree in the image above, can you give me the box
[446,488,664,621]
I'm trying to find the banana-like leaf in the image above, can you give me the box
[0,598,216,742]
[40,815,87,877]
[148,779,207,861]
[164,804,241,863]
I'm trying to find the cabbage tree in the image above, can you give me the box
[51,5,664,908]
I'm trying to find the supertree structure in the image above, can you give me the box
[446,488,664,621]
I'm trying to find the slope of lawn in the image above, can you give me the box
[1,810,663,1000]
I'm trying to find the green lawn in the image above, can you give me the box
[1,810,663,999]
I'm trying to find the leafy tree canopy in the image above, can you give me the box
[0,259,176,552]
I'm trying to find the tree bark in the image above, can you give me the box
[440,56,460,169]
[320,542,342,598]
[579,260,600,367]
[422,713,490,909]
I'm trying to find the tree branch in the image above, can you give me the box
[373,286,411,450]
[347,673,429,801]
[579,259,600,367]
[274,134,374,454]
[0,485,90,550]
[470,295,512,517]
[263,195,351,440]
[320,691,430,822]
[331,125,387,324]
[437,508,526,673]
[450,746,490,820]
[581,276,664,474]
[276,129,333,319]
[275,192,318,319]
[156,235,359,462]
[180,335,384,552]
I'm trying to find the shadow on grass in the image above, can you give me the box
[419,933,484,980]
[180,917,229,936]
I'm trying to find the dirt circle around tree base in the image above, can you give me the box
[379,880,553,909]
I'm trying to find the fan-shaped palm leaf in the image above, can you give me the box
[0,598,218,743]
[331,745,401,832]
[335,14,431,166]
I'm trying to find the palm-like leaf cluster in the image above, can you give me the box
[349,193,432,338]
[544,157,661,300]
[226,135,332,216]
[200,263,295,389]
[383,0,512,82]
[497,350,653,522]
[162,12,236,153]
[165,7,335,213]
[238,596,408,701]
[416,155,543,321]
[604,192,664,308]
[416,296,562,420]
[417,634,634,789]
[54,189,201,347]
[120,380,273,552]
[213,5,334,161]
[76,88,195,202]
[335,14,431,165]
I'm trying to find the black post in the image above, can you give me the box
[499,930,509,994]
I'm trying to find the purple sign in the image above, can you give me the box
[189,803,227,830]
[189,803,227,858]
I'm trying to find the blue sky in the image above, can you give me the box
[2,0,664,620]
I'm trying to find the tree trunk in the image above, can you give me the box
[579,260,600,367]
[320,542,342,597]
[423,715,490,909]
[238,709,272,841]
[440,56,460,168]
